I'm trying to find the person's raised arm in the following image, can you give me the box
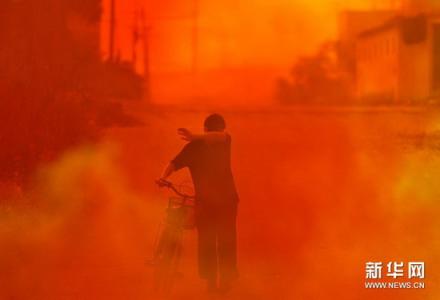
[159,162,176,181]
[178,128,228,143]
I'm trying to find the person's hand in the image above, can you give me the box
[177,128,194,141]
[156,178,171,188]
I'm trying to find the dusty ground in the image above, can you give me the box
[1,106,440,299]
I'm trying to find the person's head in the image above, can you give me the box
[204,113,226,132]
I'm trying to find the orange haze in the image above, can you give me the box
[101,0,387,105]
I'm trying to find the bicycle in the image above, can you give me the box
[149,179,195,294]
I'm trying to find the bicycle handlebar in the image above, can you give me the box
[156,179,195,199]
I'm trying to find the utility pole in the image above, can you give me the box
[109,0,116,62]
[132,9,139,66]
[140,8,151,102]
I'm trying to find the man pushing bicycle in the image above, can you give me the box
[157,113,239,294]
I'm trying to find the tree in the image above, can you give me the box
[0,0,142,187]
[276,42,352,105]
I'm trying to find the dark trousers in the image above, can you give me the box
[196,203,238,282]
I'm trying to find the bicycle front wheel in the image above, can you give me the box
[153,227,183,294]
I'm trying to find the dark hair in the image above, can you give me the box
[204,113,226,132]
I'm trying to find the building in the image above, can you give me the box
[349,0,440,104]
[337,10,397,100]
[339,10,396,71]
[356,12,440,104]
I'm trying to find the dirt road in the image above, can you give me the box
[2,107,439,299]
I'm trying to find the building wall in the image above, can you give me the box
[356,16,437,104]
[339,11,396,71]
[356,27,401,103]
[339,11,397,97]
[398,26,431,103]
